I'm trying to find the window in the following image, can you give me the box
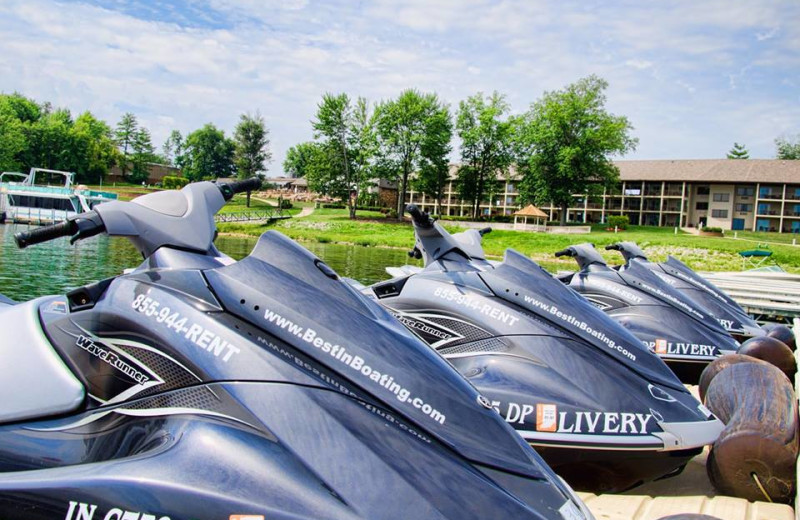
[712,193,730,202]
[624,188,641,196]
[696,202,709,210]
[697,186,710,195]
[736,186,755,197]
[735,204,753,212]
[711,209,728,218]
[760,186,776,198]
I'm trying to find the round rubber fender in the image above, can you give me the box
[698,354,771,402]
[705,362,798,503]
[657,516,722,520]
[766,324,796,351]
[738,335,796,380]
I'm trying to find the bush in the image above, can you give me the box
[279,199,293,209]
[322,203,346,209]
[162,175,189,189]
[702,226,723,233]
[607,215,630,230]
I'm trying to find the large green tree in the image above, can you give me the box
[304,141,348,199]
[114,112,138,180]
[727,142,749,159]
[312,93,376,219]
[181,123,236,181]
[776,135,800,160]
[162,130,184,167]
[233,112,271,179]
[412,104,453,215]
[515,75,637,225]
[283,141,319,177]
[69,112,118,183]
[455,92,512,218]
[130,127,157,184]
[374,89,447,218]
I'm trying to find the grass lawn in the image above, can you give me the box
[217,208,800,273]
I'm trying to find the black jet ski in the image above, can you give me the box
[605,241,764,342]
[356,205,722,492]
[557,243,740,383]
[0,180,592,520]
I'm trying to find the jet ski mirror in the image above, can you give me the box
[555,243,609,271]
[606,242,647,263]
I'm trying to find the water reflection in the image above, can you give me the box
[1,224,419,301]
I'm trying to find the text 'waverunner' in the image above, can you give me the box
[354,205,722,492]
[557,243,740,383]
[0,181,591,520]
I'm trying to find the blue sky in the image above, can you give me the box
[1,0,798,174]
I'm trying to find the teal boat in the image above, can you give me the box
[0,168,117,225]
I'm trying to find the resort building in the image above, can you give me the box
[405,159,800,233]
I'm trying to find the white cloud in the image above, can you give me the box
[0,0,798,172]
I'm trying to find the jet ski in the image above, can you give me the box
[0,180,592,520]
[357,205,722,493]
[556,243,740,383]
[605,241,764,342]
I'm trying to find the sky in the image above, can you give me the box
[1,0,799,174]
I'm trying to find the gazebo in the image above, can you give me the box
[513,204,548,232]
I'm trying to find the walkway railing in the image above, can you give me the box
[214,208,290,223]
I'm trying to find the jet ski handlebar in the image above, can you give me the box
[217,177,263,201]
[14,211,106,249]
[13,179,262,250]
[406,204,433,229]
[605,244,622,251]
[554,248,575,258]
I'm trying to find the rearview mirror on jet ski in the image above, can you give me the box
[557,243,740,383]
[0,183,592,520]
[358,205,723,493]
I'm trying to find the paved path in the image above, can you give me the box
[296,205,314,218]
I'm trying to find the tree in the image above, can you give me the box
[283,141,319,177]
[130,127,156,184]
[776,135,800,160]
[515,75,638,225]
[727,142,749,159]
[374,89,447,218]
[181,123,236,181]
[412,104,453,215]
[233,112,271,179]
[114,113,138,180]
[69,111,118,183]
[304,141,348,198]
[162,130,184,167]
[455,92,512,218]
[312,93,377,219]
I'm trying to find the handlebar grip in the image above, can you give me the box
[14,220,75,249]
[478,227,492,237]
[554,248,572,258]
[219,178,263,200]
[605,244,621,251]
[406,204,432,228]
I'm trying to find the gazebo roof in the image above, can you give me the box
[513,204,548,218]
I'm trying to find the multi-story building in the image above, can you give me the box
[405,159,800,233]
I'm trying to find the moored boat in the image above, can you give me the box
[0,168,117,225]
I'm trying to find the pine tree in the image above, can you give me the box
[727,142,749,159]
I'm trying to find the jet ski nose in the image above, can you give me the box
[654,416,724,451]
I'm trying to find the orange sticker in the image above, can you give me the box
[655,339,668,354]
[536,404,557,432]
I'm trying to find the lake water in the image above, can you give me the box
[0,223,420,302]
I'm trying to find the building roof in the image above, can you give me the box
[513,204,548,218]
[290,177,308,186]
[615,159,800,184]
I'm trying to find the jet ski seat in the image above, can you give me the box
[0,300,85,423]
[0,293,15,306]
